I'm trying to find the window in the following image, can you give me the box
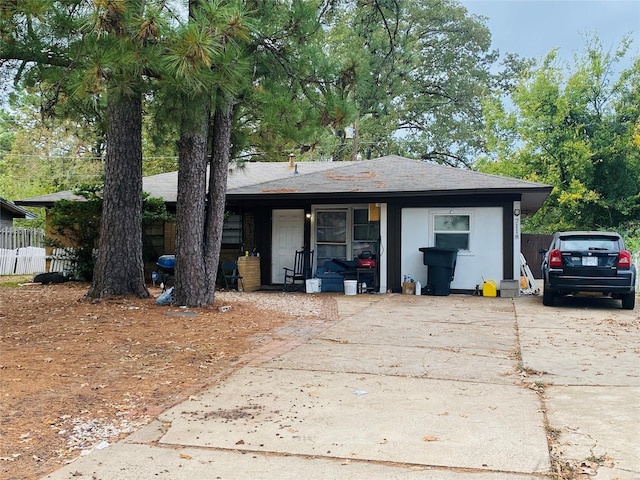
[352,208,379,258]
[314,207,380,266]
[560,236,618,251]
[433,214,470,250]
[316,210,347,265]
[222,214,242,247]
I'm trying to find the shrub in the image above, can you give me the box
[47,185,171,280]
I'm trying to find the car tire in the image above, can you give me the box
[542,288,554,306]
[621,293,635,310]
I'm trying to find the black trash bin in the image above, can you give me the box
[418,247,458,296]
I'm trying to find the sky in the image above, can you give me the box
[459,0,640,72]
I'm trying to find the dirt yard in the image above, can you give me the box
[0,277,337,480]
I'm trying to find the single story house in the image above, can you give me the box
[1,197,37,228]
[17,155,552,294]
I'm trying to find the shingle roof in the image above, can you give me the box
[225,156,552,212]
[0,197,37,219]
[14,161,338,206]
[228,155,546,194]
[16,155,551,213]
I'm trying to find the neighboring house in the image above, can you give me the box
[0,197,36,228]
[16,155,552,293]
[0,198,44,273]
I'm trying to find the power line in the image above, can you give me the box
[2,154,178,160]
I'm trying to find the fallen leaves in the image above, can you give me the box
[1,282,335,479]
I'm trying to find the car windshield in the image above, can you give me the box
[559,236,618,251]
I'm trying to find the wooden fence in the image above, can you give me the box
[0,228,48,275]
[0,227,45,249]
[48,248,77,273]
[0,246,47,275]
[0,247,79,276]
[521,234,553,279]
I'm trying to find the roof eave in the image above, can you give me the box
[1,197,38,218]
[227,185,553,213]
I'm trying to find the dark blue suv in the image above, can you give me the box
[540,231,636,310]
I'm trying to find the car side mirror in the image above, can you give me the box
[539,248,548,254]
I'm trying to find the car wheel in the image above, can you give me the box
[621,292,635,310]
[542,288,554,306]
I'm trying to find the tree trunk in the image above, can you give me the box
[87,91,149,299]
[172,99,211,307]
[204,99,234,301]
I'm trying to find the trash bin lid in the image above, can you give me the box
[418,247,458,253]
[418,247,458,266]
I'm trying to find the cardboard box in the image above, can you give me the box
[402,282,416,295]
[237,256,261,292]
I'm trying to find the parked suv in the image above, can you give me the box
[540,231,636,310]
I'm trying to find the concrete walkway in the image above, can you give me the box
[43,293,639,480]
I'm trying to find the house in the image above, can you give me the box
[16,155,552,293]
[0,197,37,228]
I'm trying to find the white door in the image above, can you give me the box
[272,209,305,284]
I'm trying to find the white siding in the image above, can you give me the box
[401,207,503,291]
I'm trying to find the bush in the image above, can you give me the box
[47,187,102,281]
[619,220,640,254]
[47,185,171,281]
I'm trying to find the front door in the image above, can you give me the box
[272,209,305,284]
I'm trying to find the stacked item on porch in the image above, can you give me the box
[315,259,358,292]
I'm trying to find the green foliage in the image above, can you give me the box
[2,1,510,169]
[232,0,338,161]
[0,90,104,207]
[142,193,173,224]
[618,220,640,254]
[0,109,15,155]
[0,275,33,288]
[479,35,640,233]
[47,192,102,281]
[235,0,501,164]
[47,185,171,280]
[285,0,500,165]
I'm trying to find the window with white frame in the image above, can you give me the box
[314,206,380,266]
[316,210,348,265]
[433,214,470,250]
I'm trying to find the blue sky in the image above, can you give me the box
[460,0,639,71]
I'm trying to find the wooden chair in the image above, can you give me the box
[222,261,244,291]
[283,250,314,292]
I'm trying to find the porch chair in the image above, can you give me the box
[283,249,314,292]
[221,261,244,291]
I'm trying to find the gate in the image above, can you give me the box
[521,234,553,279]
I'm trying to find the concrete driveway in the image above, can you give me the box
[43,292,639,480]
[516,293,639,479]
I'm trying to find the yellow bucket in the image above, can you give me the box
[482,280,497,297]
